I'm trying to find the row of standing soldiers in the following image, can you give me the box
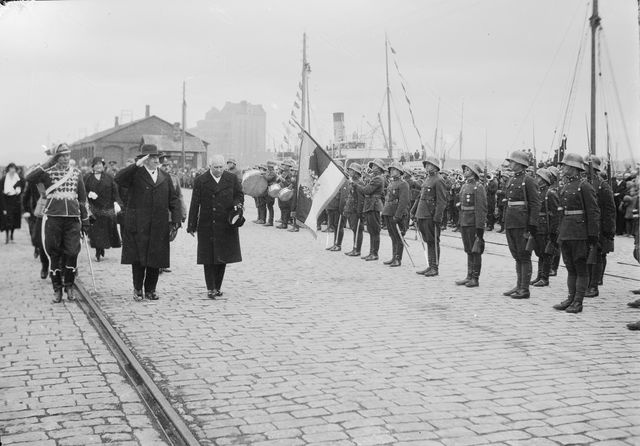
[320,150,617,315]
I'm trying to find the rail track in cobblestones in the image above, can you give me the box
[73,281,201,446]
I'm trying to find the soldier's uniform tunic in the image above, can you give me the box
[344,178,365,254]
[355,174,384,257]
[277,171,294,228]
[557,176,600,310]
[381,177,410,263]
[411,172,447,273]
[26,164,89,295]
[586,176,616,295]
[504,170,541,295]
[532,182,560,284]
[332,182,351,249]
[263,169,277,225]
[458,179,487,282]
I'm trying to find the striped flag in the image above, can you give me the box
[294,129,347,236]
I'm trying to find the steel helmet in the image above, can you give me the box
[585,154,602,171]
[505,150,530,167]
[560,153,585,170]
[547,166,560,179]
[422,156,440,171]
[368,158,387,172]
[347,162,363,175]
[536,168,552,184]
[387,161,405,175]
[461,162,483,178]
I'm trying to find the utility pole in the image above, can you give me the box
[385,34,393,159]
[181,80,186,169]
[589,0,600,156]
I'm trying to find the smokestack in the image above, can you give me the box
[145,105,150,118]
[114,116,119,127]
[333,112,345,143]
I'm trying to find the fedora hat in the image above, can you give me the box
[228,206,245,228]
[136,143,161,159]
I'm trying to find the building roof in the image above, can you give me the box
[71,115,208,146]
[141,134,207,153]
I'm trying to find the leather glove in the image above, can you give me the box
[476,228,484,239]
[393,216,401,224]
[81,221,90,236]
[527,225,537,236]
[588,235,598,245]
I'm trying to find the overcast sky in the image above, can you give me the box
[1,0,638,166]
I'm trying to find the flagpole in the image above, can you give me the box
[181,80,186,169]
[385,34,393,159]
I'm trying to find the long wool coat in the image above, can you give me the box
[84,172,121,249]
[115,164,181,268]
[0,175,24,230]
[187,170,244,265]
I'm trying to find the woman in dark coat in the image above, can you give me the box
[84,157,122,261]
[0,163,25,243]
[115,145,181,300]
[187,155,244,299]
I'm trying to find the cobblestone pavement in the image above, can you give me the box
[5,187,640,446]
[0,231,168,445]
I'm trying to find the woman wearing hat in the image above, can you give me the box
[115,144,182,301]
[455,162,487,287]
[84,157,122,261]
[188,155,244,299]
[381,162,410,267]
[0,162,25,244]
[353,159,386,261]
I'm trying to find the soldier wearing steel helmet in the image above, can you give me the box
[352,159,386,261]
[583,155,616,298]
[411,156,448,277]
[454,162,487,287]
[529,168,560,287]
[546,165,562,276]
[552,153,600,314]
[502,150,541,300]
[343,163,365,257]
[276,159,295,229]
[381,161,410,267]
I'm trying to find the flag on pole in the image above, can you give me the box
[294,128,347,237]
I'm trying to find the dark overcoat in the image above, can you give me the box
[0,175,24,230]
[84,172,122,249]
[187,170,244,265]
[115,164,181,268]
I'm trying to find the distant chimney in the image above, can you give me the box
[145,105,150,118]
[114,116,119,127]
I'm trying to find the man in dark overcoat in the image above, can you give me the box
[115,144,181,301]
[187,155,244,299]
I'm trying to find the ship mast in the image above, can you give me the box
[301,33,310,132]
[589,0,600,156]
[385,35,393,159]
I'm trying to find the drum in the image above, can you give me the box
[242,170,268,197]
[278,186,294,202]
[268,183,282,198]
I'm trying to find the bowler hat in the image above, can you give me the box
[91,157,105,167]
[228,206,245,228]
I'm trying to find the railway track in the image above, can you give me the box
[73,280,201,446]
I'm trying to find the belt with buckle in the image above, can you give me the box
[508,201,526,206]
[564,210,584,215]
[461,206,475,210]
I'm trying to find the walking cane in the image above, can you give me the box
[396,223,416,267]
[82,234,97,293]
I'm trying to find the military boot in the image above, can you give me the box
[51,270,63,304]
[465,257,480,287]
[530,263,542,285]
[565,295,583,313]
[512,262,532,299]
[503,262,522,296]
[455,256,473,285]
[553,295,575,310]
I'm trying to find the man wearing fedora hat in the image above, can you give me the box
[411,156,447,276]
[455,162,487,287]
[187,154,244,299]
[115,143,182,301]
[26,143,90,303]
[84,156,122,262]
[382,162,410,267]
[353,159,386,261]
[343,163,365,257]
[226,158,243,183]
